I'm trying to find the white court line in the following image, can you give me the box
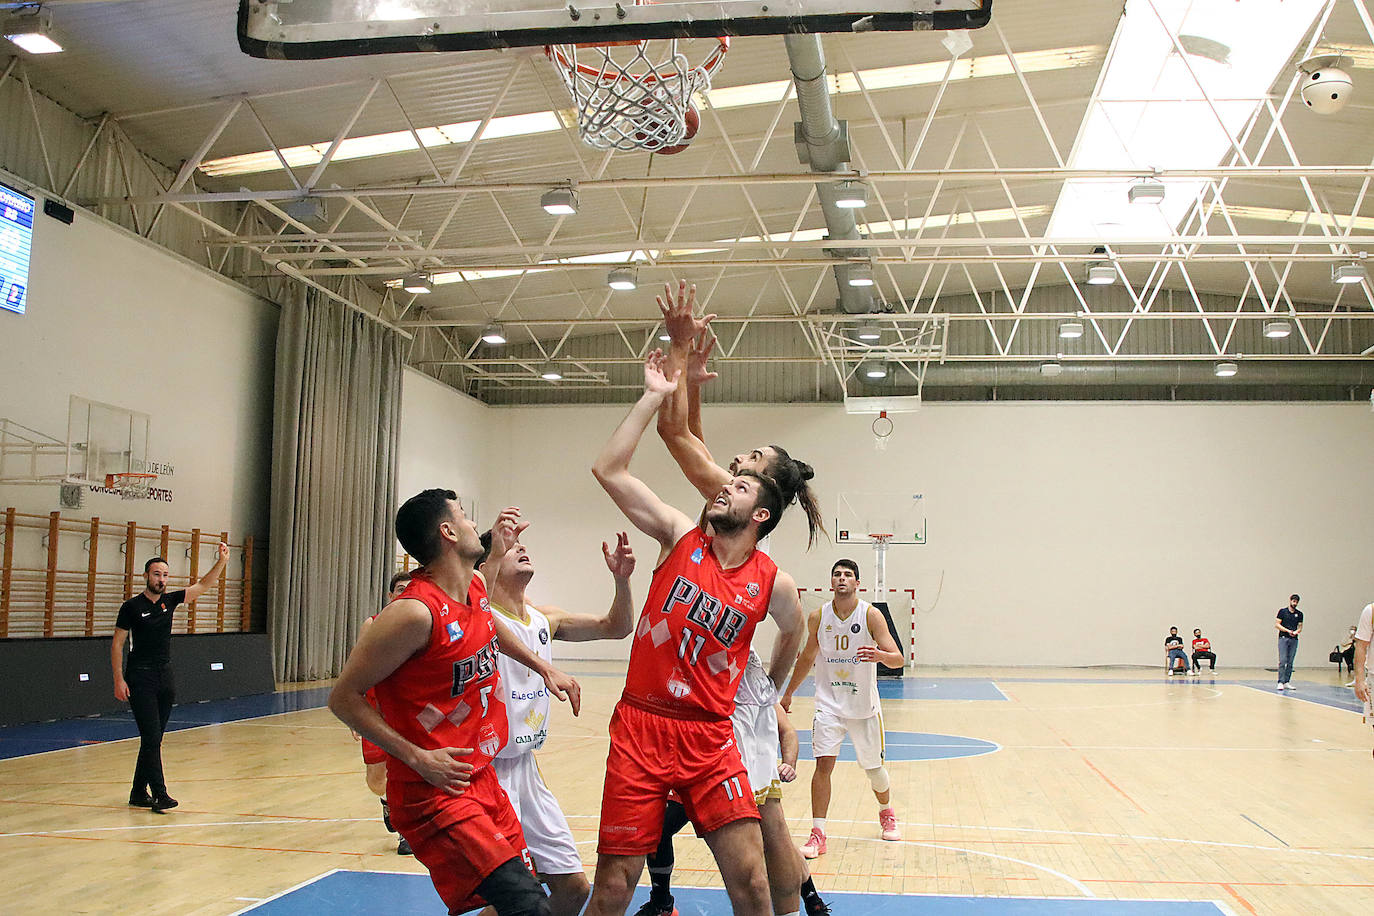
[228,868,343,916]
[0,816,374,840]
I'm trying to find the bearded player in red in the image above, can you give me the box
[587,351,805,916]
[331,491,580,916]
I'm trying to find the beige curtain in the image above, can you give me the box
[268,288,403,681]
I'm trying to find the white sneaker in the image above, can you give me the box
[1287,684,1297,692]
[1346,680,1356,687]
[1277,683,1285,690]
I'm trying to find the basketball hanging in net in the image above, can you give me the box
[545,3,728,153]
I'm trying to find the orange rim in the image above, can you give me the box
[546,35,729,83]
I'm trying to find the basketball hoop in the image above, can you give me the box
[872,410,893,451]
[546,2,728,152]
[106,472,156,500]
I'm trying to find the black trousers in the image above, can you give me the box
[1191,650,1216,670]
[127,665,175,796]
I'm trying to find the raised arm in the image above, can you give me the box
[184,542,230,604]
[858,604,905,668]
[654,282,730,500]
[781,606,822,711]
[329,599,475,794]
[546,532,637,642]
[764,570,804,694]
[592,350,696,553]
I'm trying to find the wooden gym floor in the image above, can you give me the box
[1,662,1370,915]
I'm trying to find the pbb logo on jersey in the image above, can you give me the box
[446,620,465,642]
[690,547,704,564]
[479,597,490,612]
[746,582,760,598]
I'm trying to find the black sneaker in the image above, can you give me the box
[632,897,677,916]
[805,900,833,916]
[151,794,179,813]
[382,799,395,833]
[397,835,413,856]
[129,792,155,808]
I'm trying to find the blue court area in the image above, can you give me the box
[0,687,333,759]
[799,730,999,762]
[238,870,1227,915]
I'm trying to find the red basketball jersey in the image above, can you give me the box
[623,528,778,720]
[373,570,509,784]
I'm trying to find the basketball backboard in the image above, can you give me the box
[238,0,991,58]
[65,396,151,488]
[835,489,925,546]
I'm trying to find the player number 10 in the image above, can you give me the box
[834,634,849,651]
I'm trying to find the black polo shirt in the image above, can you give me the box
[1165,635,1184,649]
[1277,606,1303,637]
[115,589,186,669]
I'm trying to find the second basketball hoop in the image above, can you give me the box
[546,3,728,153]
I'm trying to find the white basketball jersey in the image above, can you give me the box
[814,599,880,719]
[734,649,777,708]
[493,603,553,759]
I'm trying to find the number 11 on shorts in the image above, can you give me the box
[721,776,743,800]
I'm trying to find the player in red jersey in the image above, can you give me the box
[330,490,580,916]
[355,570,414,855]
[586,351,805,916]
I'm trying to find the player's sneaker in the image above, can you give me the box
[631,896,677,916]
[1286,684,1297,692]
[804,898,832,916]
[1276,682,1284,690]
[382,799,395,833]
[879,807,902,841]
[800,827,827,859]
[397,835,413,856]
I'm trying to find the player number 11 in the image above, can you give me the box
[678,628,706,664]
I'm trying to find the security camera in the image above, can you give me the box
[1300,66,1352,114]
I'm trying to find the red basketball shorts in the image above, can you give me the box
[597,701,759,856]
[387,767,534,913]
[360,737,387,766]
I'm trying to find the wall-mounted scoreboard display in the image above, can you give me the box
[0,182,35,315]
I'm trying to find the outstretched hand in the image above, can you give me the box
[687,328,719,387]
[487,507,527,564]
[602,531,636,579]
[644,348,681,396]
[656,280,714,347]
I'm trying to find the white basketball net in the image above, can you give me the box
[546,37,726,152]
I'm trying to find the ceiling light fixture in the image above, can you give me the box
[861,360,889,380]
[658,331,672,341]
[540,187,577,216]
[846,263,875,288]
[401,272,433,294]
[607,267,637,291]
[1126,179,1166,205]
[855,320,882,342]
[539,363,563,381]
[4,8,63,54]
[479,323,506,345]
[1262,319,1291,339]
[1214,361,1239,378]
[1086,263,1116,285]
[833,181,868,209]
[1040,361,1064,377]
[1058,320,1084,339]
[1333,262,1368,284]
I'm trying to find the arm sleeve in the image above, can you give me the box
[1356,605,1374,643]
[166,589,188,606]
[115,599,134,630]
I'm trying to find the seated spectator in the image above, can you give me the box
[1191,629,1216,674]
[1165,627,1189,676]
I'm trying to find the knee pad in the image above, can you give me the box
[865,766,891,794]
[480,858,551,916]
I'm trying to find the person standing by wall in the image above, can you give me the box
[1275,594,1304,692]
[111,544,230,813]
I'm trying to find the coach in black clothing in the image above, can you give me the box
[1275,593,1304,691]
[110,545,229,812]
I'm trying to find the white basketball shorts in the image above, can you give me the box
[811,707,886,770]
[491,752,583,876]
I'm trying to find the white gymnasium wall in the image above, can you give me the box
[396,368,494,542]
[464,400,1374,669]
[0,205,277,576]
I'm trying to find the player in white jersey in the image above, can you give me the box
[782,558,905,859]
[1353,600,1374,755]
[476,525,638,916]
